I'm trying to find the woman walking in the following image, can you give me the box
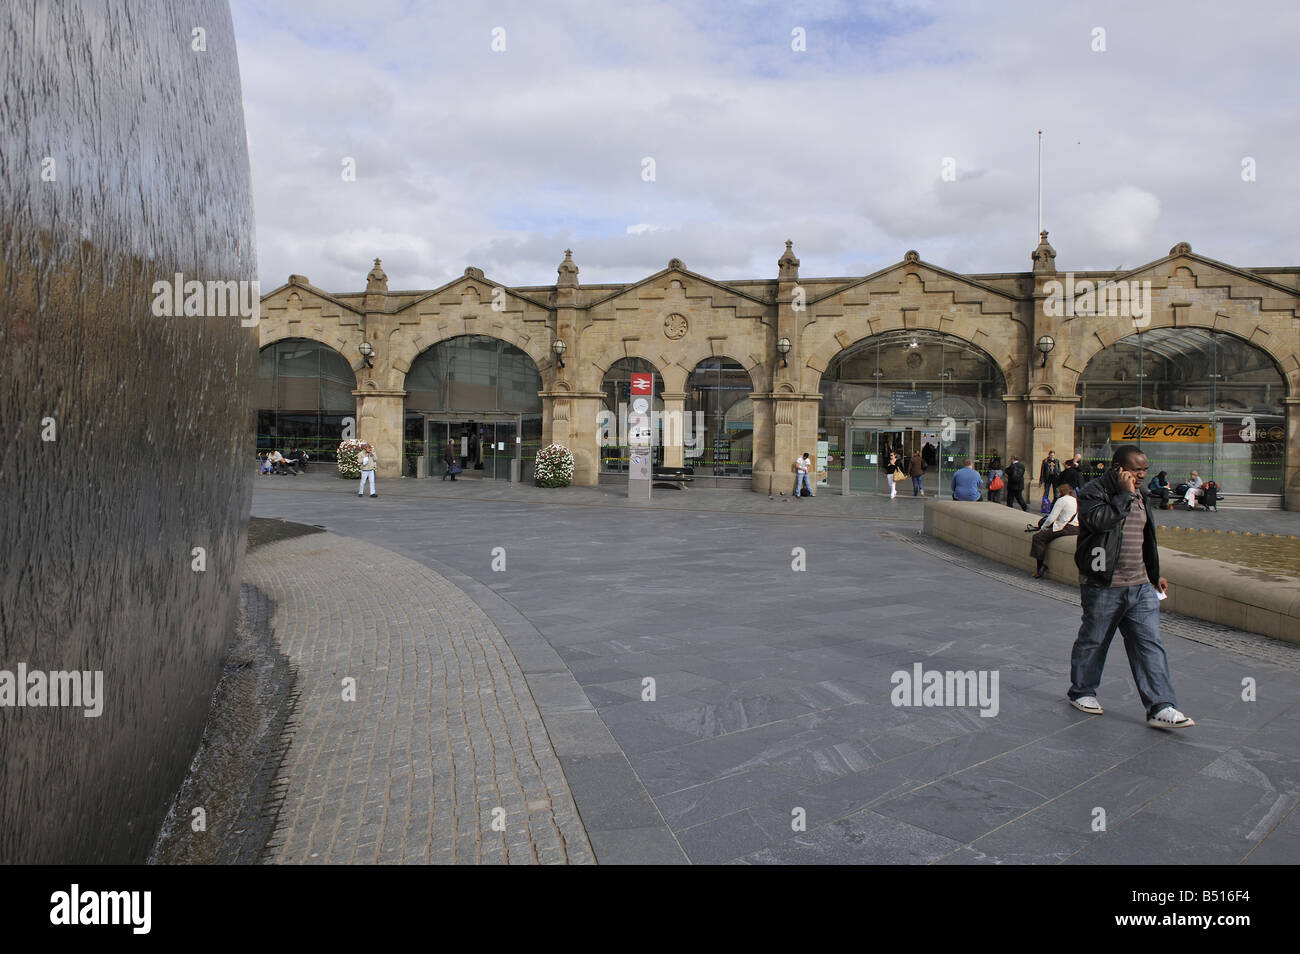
[1029,476,1079,578]
[987,453,1004,504]
[885,450,903,499]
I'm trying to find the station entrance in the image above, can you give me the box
[425,413,536,481]
[844,421,978,496]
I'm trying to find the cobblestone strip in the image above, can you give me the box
[243,533,594,864]
[894,530,1300,673]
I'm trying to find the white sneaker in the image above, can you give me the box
[1148,706,1195,729]
[1070,696,1103,715]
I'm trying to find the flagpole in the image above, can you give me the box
[1037,130,1043,235]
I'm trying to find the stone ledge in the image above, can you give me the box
[923,499,1300,645]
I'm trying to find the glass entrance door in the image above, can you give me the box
[846,426,907,494]
[426,415,520,480]
[487,420,517,480]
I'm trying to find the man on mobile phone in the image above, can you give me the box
[1067,444,1194,729]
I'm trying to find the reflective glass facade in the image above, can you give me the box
[600,358,664,473]
[256,338,356,460]
[686,358,753,477]
[819,329,1006,495]
[1076,328,1286,494]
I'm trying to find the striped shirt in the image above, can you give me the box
[1110,492,1149,587]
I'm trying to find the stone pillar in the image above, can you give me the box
[541,390,603,486]
[1024,231,1080,481]
[351,257,405,476]
[660,391,686,467]
[354,389,406,478]
[754,240,812,494]
[1285,396,1300,511]
[1003,395,1028,466]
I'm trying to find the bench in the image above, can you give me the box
[653,466,695,489]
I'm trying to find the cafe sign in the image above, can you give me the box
[1110,421,1214,443]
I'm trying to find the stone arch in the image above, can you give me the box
[805,324,1012,395]
[583,340,684,392]
[801,310,1020,395]
[674,346,766,391]
[391,327,551,394]
[257,332,363,375]
[1064,319,1297,399]
[397,333,545,418]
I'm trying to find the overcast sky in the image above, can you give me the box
[229,0,1299,294]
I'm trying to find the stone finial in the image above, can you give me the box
[903,249,920,264]
[365,258,388,293]
[778,239,800,281]
[464,266,485,280]
[1031,231,1057,275]
[1169,241,1192,256]
[668,257,686,271]
[288,274,310,286]
[557,248,579,287]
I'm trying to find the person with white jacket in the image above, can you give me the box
[1029,476,1079,578]
[358,445,377,498]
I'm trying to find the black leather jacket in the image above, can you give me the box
[1074,467,1161,587]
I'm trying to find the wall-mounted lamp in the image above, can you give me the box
[1036,335,1055,368]
[552,338,567,369]
[359,340,375,368]
[776,336,792,368]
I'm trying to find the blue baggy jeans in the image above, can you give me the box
[1069,583,1178,719]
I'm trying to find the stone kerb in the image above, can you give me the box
[923,499,1300,644]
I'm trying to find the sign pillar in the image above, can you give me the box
[627,372,653,501]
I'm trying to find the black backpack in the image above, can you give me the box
[1202,481,1220,509]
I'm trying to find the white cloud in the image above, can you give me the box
[230,0,1300,292]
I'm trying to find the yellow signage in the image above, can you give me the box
[1110,421,1214,443]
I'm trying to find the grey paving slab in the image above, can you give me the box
[254,479,1300,864]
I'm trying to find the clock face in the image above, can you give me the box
[632,397,649,414]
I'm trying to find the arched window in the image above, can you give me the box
[403,335,543,478]
[819,329,1006,495]
[1077,328,1285,495]
[256,339,356,460]
[686,358,753,477]
[404,335,542,413]
[599,358,663,473]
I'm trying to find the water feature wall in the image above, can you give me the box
[0,0,258,862]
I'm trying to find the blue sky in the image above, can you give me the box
[230,0,1299,292]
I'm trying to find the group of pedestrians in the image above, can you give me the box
[258,448,309,475]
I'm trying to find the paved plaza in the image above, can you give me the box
[251,473,1300,864]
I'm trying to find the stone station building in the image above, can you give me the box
[256,236,1300,508]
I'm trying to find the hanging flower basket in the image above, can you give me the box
[337,439,369,479]
[534,443,574,487]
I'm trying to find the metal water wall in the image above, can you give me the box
[0,0,258,862]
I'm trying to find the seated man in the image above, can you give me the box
[950,458,983,501]
[269,449,288,474]
[1182,470,1204,508]
[288,448,308,474]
